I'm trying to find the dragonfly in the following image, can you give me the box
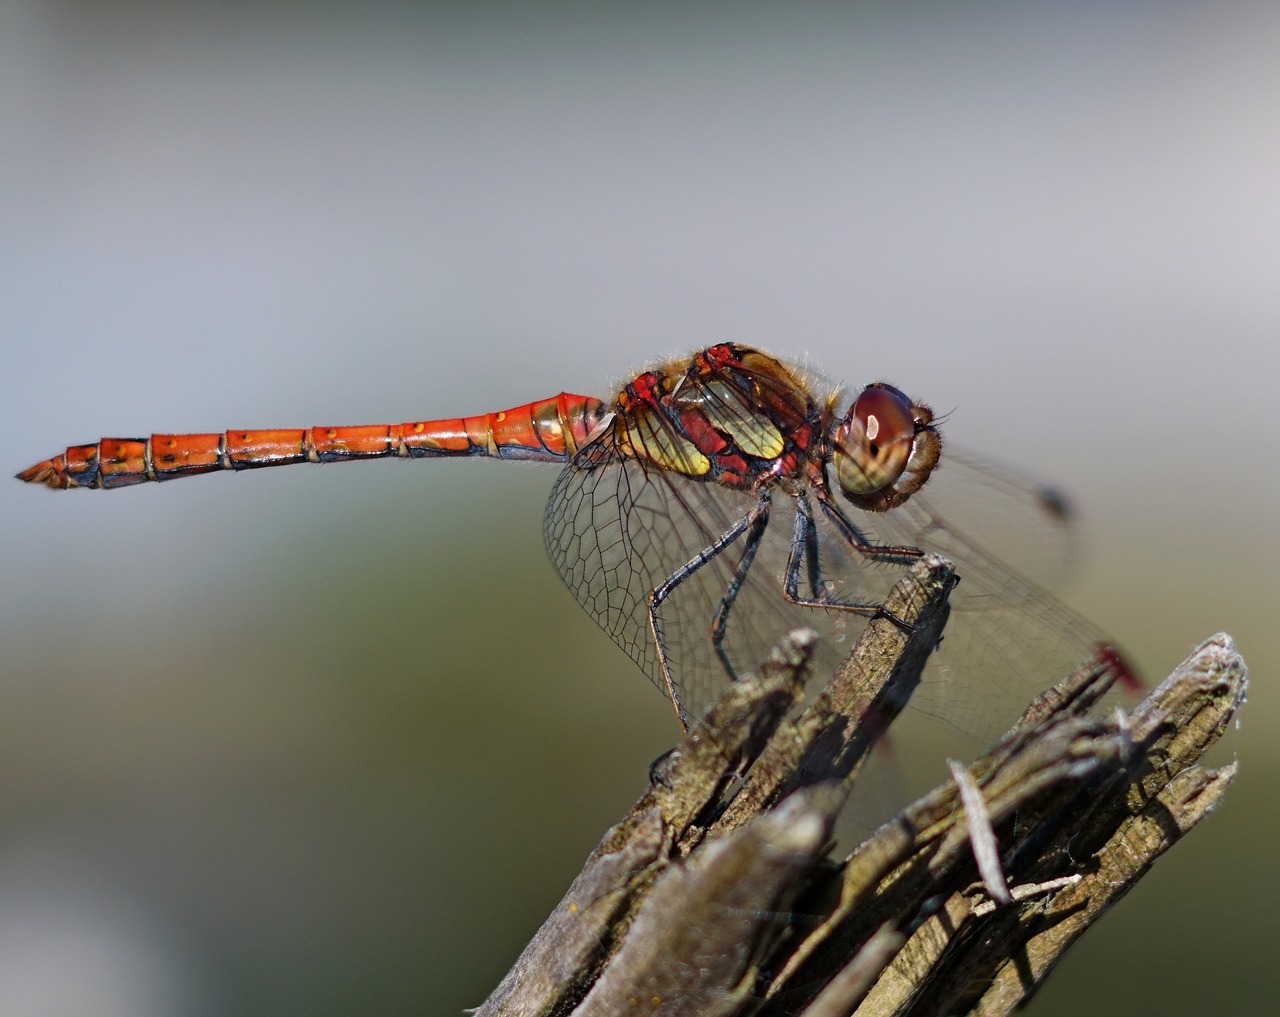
[18,343,1129,740]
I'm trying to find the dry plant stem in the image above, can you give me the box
[477,555,1246,1017]
[478,555,956,1017]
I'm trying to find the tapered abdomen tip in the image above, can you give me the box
[16,457,67,488]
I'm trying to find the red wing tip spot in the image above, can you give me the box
[1096,644,1143,693]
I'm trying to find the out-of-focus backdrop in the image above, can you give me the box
[2,2,1275,1014]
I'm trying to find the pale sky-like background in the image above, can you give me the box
[1,2,1276,1014]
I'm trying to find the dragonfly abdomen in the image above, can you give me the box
[18,393,606,490]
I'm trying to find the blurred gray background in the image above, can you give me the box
[2,2,1276,1014]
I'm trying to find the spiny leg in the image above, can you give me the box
[812,483,925,566]
[801,490,822,599]
[648,494,772,729]
[782,493,917,633]
[708,494,774,680]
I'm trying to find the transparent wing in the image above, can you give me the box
[545,440,763,721]
[544,432,913,724]
[546,431,1122,744]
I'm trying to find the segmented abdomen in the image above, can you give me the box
[18,393,606,490]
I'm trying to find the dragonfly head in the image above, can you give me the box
[832,383,941,512]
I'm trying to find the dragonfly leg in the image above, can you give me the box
[782,493,916,634]
[648,493,772,728]
[708,496,774,680]
[813,484,924,566]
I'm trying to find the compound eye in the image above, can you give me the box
[834,385,917,496]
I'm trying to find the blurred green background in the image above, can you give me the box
[2,2,1276,1014]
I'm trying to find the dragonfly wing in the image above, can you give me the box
[546,433,1119,744]
[544,434,913,722]
[545,439,753,720]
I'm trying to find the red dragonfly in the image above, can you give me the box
[18,343,1126,738]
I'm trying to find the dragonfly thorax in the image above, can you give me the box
[608,344,821,491]
[831,383,940,513]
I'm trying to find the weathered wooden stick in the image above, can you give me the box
[477,556,1246,1017]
